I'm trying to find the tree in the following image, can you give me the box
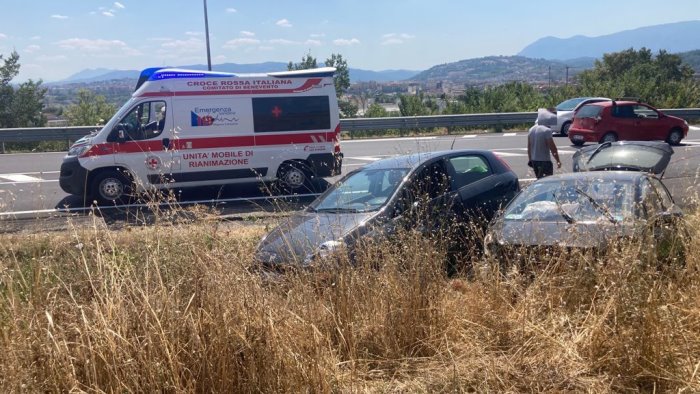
[399,94,430,116]
[11,80,47,127]
[325,53,350,98]
[365,103,389,118]
[0,51,46,128]
[574,47,699,107]
[287,52,317,71]
[338,100,358,118]
[63,89,117,126]
[288,52,356,116]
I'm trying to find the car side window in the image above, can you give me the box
[648,177,673,209]
[412,161,451,200]
[112,101,167,141]
[640,178,664,217]
[633,105,659,119]
[447,155,492,189]
[611,105,635,119]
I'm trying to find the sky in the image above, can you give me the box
[2,0,700,82]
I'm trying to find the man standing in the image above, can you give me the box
[528,108,561,179]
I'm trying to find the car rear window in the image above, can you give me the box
[556,98,586,111]
[575,145,669,173]
[574,105,603,119]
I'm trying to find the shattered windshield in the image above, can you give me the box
[504,178,635,223]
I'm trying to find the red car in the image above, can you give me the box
[568,100,689,146]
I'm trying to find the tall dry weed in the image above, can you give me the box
[0,210,699,392]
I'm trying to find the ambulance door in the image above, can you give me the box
[109,99,178,191]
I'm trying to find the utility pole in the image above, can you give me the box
[565,66,570,86]
[548,65,551,89]
[203,0,212,71]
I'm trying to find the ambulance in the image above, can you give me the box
[59,67,343,203]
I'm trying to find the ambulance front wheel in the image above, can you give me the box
[277,162,312,194]
[91,169,133,205]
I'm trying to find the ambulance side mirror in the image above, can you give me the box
[113,124,127,143]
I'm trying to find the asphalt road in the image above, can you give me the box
[1,129,700,221]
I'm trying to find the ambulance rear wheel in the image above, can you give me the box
[277,162,312,194]
[91,169,132,205]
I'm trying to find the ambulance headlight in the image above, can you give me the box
[68,144,91,157]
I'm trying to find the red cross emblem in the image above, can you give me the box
[271,105,282,118]
[146,156,161,170]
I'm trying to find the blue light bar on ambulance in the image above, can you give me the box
[135,67,164,91]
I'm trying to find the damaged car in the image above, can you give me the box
[484,141,686,268]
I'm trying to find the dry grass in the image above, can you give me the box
[1,210,700,392]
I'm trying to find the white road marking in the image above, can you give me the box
[350,156,384,161]
[503,133,517,137]
[689,126,700,132]
[342,136,437,143]
[0,180,58,186]
[492,151,525,157]
[0,170,59,176]
[462,135,477,138]
[0,174,44,182]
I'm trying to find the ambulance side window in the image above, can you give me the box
[111,101,167,142]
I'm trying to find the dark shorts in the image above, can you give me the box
[532,160,553,179]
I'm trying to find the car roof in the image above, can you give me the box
[586,100,645,108]
[361,149,494,170]
[535,171,646,183]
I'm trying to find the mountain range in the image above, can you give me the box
[54,20,700,87]
[518,20,700,60]
[56,63,420,85]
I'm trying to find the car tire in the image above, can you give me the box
[91,169,132,205]
[666,128,683,146]
[560,122,571,137]
[600,132,618,144]
[571,139,585,147]
[276,162,313,195]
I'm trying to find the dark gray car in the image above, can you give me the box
[256,149,519,270]
[485,141,685,265]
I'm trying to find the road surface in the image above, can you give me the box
[1,129,700,222]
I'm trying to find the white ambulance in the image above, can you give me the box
[59,67,343,203]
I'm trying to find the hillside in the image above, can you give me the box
[680,49,700,72]
[409,56,585,85]
[518,20,700,60]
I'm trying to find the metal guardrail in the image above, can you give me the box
[340,111,539,131]
[1,109,699,151]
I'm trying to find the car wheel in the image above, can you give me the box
[277,162,312,194]
[600,132,617,144]
[91,169,132,205]
[571,139,585,147]
[560,122,571,137]
[666,128,683,146]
